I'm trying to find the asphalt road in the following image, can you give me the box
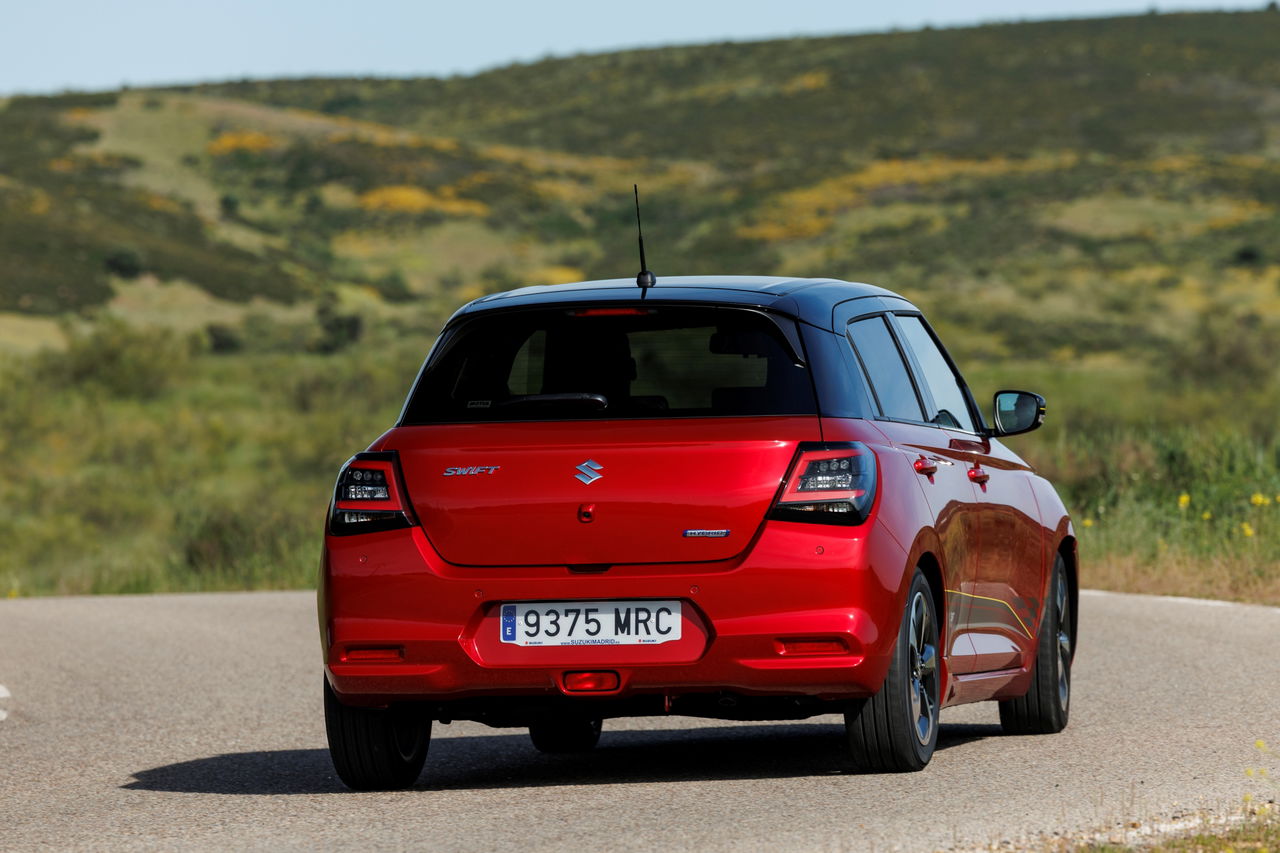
[1,589,1276,851]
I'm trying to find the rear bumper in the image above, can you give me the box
[321,520,909,711]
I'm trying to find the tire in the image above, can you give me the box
[999,553,1072,734]
[324,678,430,790]
[845,569,940,772]
[529,717,603,754]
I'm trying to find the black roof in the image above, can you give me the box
[450,276,919,331]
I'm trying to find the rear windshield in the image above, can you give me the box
[401,306,816,423]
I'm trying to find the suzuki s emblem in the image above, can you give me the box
[574,459,603,485]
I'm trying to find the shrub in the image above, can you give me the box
[372,270,415,302]
[204,323,244,353]
[103,247,144,279]
[38,317,192,399]
[171,497,314,587]
[1158,304,1278,390]
[239,313,315,353]
[320,93,365,114]
[176,502,262,574]
[218,194,240,220]
[313,300,363,353]
[1232,245,1263,265]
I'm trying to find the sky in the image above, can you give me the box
[1,0,1248,96]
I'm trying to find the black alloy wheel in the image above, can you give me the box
[845,568,940,772]
[999,553,1072,734]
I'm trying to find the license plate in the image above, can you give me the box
[499,600,683,647]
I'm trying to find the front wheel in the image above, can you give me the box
[999,553,1072,734]
[845,568,940,772]
[324,678,430,790]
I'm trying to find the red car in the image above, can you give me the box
[319,276,1076,789]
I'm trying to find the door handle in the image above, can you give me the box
[913,456,938,476]
[967,466,990,485]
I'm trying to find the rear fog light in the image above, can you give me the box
[563,671,620,692]
[340,647,404,662]
[777,638,849,656]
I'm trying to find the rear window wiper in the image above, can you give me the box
[496,393,608,410]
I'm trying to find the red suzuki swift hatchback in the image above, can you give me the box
[319,276,1076,789]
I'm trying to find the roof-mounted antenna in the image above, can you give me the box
[633,184,656,297]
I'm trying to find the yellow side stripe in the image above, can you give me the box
[945,589,1035,640]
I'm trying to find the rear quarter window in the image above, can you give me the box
[895,315,978,432]
[401,307,817,423]
[846,316,926,422]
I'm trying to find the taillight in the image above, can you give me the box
[328,451,415,536]
[769,442,877,526]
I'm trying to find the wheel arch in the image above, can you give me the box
[914,550,946,651]
[1057,535,1079,661]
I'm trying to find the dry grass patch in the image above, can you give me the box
[71,93,221,216]
[1039,195,1272,240]
[106,276,312,332]
[1082,813,1279,851]
[331,221,585,294]
[1083,552,1280,607]
[0,312,65,354]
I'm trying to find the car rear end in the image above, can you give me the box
[320,296,908,724]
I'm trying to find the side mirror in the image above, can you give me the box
[991,390,1045,437]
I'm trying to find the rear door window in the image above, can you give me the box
[402,307,816,423]
[846,316,925,422]
[895,315,978,432]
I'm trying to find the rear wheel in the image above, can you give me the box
[324,678,430,790]
[845,569,940,772]
[999,553,1072,734]
[529,717,603,754]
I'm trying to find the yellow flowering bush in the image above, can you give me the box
[530,265,585,286]
[206,130,281,156]
[738,154,1077,241]
[782,71,830,93]
[357,185,489,217]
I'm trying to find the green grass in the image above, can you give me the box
[1,309,1279,601]
[4,12,1280,599]
[0,313,436,596]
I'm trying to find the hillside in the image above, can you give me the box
[0,11,1276,361]
[197,12,1280,165]
[2,11,1280,598]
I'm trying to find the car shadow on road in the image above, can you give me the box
[124,722,1001,795]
